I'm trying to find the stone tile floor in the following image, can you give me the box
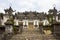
[10,29,58,40]
[0,29,60,40]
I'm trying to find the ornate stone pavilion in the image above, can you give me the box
[0,6,60,40]
[0,6,60,34]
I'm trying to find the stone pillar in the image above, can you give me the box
[19,24,23,34]
[39,25,43,34]
[53,23,60,36]
[56,16,58,22]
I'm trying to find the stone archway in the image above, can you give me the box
[18,22,23,33]
[28,22,34,30]
[39,25,43,34]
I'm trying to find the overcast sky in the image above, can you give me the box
[0,0,60,13]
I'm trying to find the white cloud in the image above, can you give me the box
[15,0,60,12]
[0,0,60,13]
[0,2,7,13]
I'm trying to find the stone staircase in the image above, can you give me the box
[10,29,57,40]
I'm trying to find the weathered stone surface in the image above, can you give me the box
[10,29,57,40]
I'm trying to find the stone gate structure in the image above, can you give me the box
[0,6,60,40]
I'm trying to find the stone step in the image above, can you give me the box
[10,37,56,40]
[10,35,42,40]
[10,34,57,40]
[10,29,57,40]
[22,29,40,34]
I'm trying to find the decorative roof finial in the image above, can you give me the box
[53,4,56,9]
[9,3,12,7]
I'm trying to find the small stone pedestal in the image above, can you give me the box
[5,24,13,34]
